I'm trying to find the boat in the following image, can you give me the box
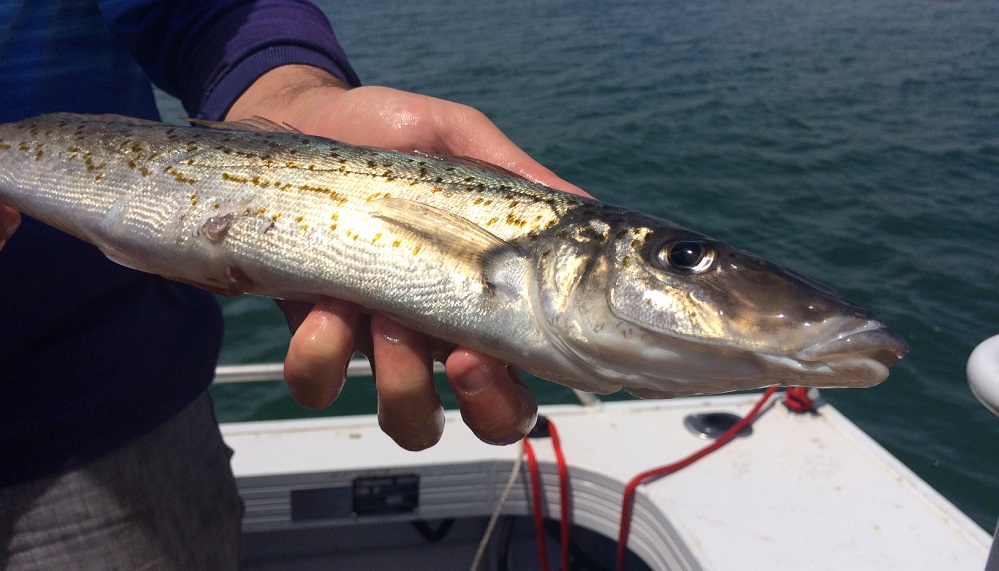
[216,352,997,570]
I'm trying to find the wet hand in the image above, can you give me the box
[227,65,587,450]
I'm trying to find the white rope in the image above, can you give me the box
[470,448,525,571]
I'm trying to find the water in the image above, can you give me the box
[160,0,999,530]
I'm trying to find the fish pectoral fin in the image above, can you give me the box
[187,117,304,134]
[369,197,521,259]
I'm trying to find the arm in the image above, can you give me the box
[99,0,360,119]
[227,65,589,450]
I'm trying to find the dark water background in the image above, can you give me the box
[170,0,998,530]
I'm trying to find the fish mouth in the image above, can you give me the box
[786,319,909,387]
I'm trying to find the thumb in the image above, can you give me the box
[0,206,20,251]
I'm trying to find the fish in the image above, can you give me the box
[0,113,907,398]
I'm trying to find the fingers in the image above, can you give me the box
[0,206,20,251]
[281,297,359,408]
[371,314,538,448]
[370,315,444,451]
[279,300,534,450]
[447,349,538,445]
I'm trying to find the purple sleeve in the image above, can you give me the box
[101,0,362,120]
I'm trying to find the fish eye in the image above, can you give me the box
[657,240,715,273]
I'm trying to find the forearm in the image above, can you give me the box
[101,0,360,119]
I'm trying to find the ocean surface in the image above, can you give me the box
[159,0,999,531]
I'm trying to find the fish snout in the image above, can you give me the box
[795,318,909,386]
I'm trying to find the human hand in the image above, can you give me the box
[0,206,19,252]
[227,65,588,450]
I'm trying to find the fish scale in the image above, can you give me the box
[0,113,907,397]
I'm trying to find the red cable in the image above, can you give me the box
[548,421,571,570]
[784,386,815,413]
[614,387,779,571]
[523,438,551,571]
[523,420,572,570]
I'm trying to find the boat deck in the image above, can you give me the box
[223,393,991,570]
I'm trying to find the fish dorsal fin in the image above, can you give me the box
[39,113,164,126]
[370,198,520,259]
[187,116,304,134]
[407,151,533,182]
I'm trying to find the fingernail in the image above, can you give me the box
[455,361,501,395]
[375,316,411,345]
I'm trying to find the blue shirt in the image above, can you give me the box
[0,0,359,486]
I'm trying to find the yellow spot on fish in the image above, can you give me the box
[392,239,402,248]
[329,223,338,232]
[271,212,282,222]
[486,217,498,226]
[505,213,526,228]
[295,215,305,224]
[412,244,422,255]
[164,165,197,184]
[221,172,248,184]
[371,232,382,244]
[299,184,348,205]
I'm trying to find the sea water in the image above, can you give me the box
[176,0,998,530]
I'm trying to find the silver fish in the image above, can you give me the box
[0,113,907,397]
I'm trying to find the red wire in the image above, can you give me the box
[523,438,551,571]
[614,387,779,571]
[523,421,572,570]
[548,421,571,570]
